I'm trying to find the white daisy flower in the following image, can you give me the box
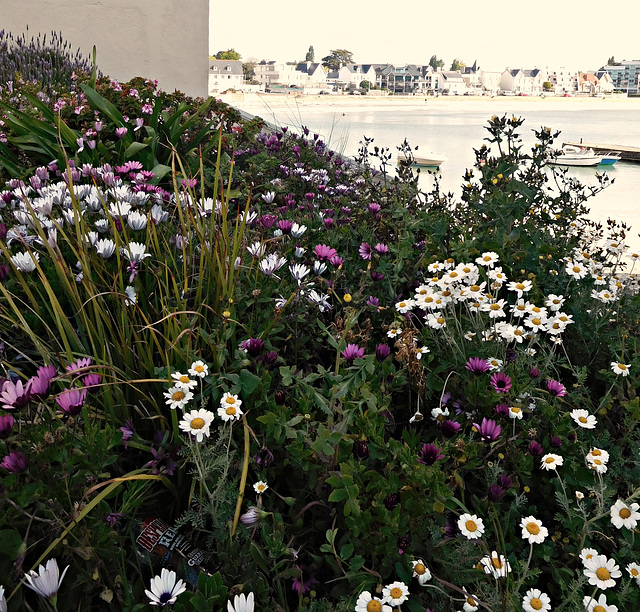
[188,360,209,378]
[570,409,597,429]
[427,261,443,273]
[482,299,508,319]
[464,331,476,341]
[525,314,547,333]
[583,554,621,590]
[247,241,266,258]
[610,499,640,530]
[509,406,523,420]
[627,562,640,585]
[510,299,529,318]
[24,558,69,599]
[145,568,187,606]
[220,392,242,410]
[163,386,193,410]
[522,589,551,612]
[487,266,507,284]
[415,346,430,360]
[587,457,608,474]
[290,223,307,238]
[476,251,500,268]
[387,326,402,339]
[611,362,630,376]
[431,406,450,421]
[565,261,588,279]
[486,357,503,371]
[425,312,446,329]
[289,263,310,285]
[540,453,563,471]
[253,481,269,495]
[395,299,415,313]
[520,516,548,544]
[411,559,431,585]
[545,294,565,311]
[458,513,485,540]
[179,409,215,443]
[354,591,391,612]
[218,402,243,422]
[227,592,255,612]
[507,279,533,298]
[95,238,116,258]
[576,491,585,501]
[171,371,198,390]
[583,593,618,612]
[479,551,511,579]
[120,241,151,262]
[462,594,479,612]
[382,581,409,606]
[10,251,40,272]
[580,548,599,565]
[124,285,137,306]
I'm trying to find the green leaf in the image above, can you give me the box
[0,529,23,560]
[339,543,354,560]
[124,142,149,158]
[239,368,262,395]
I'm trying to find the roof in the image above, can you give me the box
[209,59,243,75]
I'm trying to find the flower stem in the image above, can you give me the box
[231,415,251,537]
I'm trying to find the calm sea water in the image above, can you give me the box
[236,98,640,253]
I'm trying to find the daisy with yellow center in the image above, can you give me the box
[479,551,511,579]
[218,402,243,422]
[570,409,597,429]
[583,554,621,589]
[462,594,479,612]
[520,516,548,544]
[253,481,269,495]
[509,406,523,420]
[163,385,194,410]
[583,593,617,612]
[171,371,198,390]
[610,362,630,376]
[411,559,431,585]
[188,360,209,378]
[354,591,391,612]
[220,393,242,410]
[179,409,214,443]
[522,588,551,612]
[580,548,599,565]
[458,513,485,540]
[382,581,409,606]
[627,562,640,586]
[540,453,563,471]
[610,499,640,530]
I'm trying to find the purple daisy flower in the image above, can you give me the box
[546,379,567,397]
[473,417,501,442]
[1,450,28,473]
[528,440,543,455]
[292,565,318,594]
[490,372,512,394]
[417,443,444,465]
[495,404,510,416]
[342,344,365,363]
[488,484,505,502]
[375,344,391,361]
[441,420,462,437]
[55,388,88,416]
[66,357,92,374]
[366,296,380,308]
[465,357,491,375]
[374,243,389,255]
[241,338,265,357]
[1,379,31,410]
[358,242,372,260]
[313,244,337,261]
[0,413,14,439]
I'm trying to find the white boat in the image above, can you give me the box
[548,145,604,167]
[397,151,447,168]
[599,152,621,166]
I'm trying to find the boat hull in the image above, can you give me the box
[397,152,446,168]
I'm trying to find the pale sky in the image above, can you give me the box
[210,0,637,72]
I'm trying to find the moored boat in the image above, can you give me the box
[397,151,447,168]
[548,145,604,167]
[599,152,621,166]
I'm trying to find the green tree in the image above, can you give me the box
[543,81,553,91]
[321,49,354,71]
[429,55,444,70]
[360,80,372,91]
[607,56,621,66]
[242,62,256,82]
[306,46,315,62]
[215,49,241,60]
[450,59,466,72]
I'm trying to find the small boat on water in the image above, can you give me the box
[599,152,621,166]
[397,150,447,168]
[548,145,604,167]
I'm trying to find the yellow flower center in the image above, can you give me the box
[225,396,236,404]
[596,567,611,581]
[579,416,588,423]
[572,266,580,273]
[532,306,541,313]
[463,267,471,273]
[190,417,205,429]
[532,318,541,326]
[446,258,455,264]
[449,272,458,278]
[418,289,427,295]
[257,484,265,491]
[512,407,521,414]
[530,598,543,610]
[424,297,434,303]
[366,601,382,612]
[591,449,602,456]
[179,375,190,383]
[483,255,491,261]
[516,283,525,290]
[194,365,204,373]
[631,568,639,577]
[490,303,500,310]
[526,522,540,535]
[414,563,426,575]
[399,302,406,308]
[172,390,185,401]
[491,557,503,569]
[470,284,480,292]
[553,299,560,304]
[517,304,526,311]
[593,459,602,466]
[514,329,523,336]
[619,508,631,519]
[594,606,606,612]
[225,406,237,415]
[389,587,403,599]
[465,519,478,532]
[437,317,445,325]
[466,597,476,605]
[619,364,627,370]
[552,323,561,330]
[442,290,451,297]
[545,457,555,464]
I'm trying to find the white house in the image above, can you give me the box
[208,60,244,94]
[546,68,578,95]
[500,68,547,95]
[440,71,469,95]
[295,62,328,86]
[579,71,614,95]
[254,61,307,88]
[336,64,378,90]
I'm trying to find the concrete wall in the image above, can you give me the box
[1,0,208,98]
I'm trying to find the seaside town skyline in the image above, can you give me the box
[209,0,638,73]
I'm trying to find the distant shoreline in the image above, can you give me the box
[221,91,640,113]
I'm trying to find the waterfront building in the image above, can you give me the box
[208,59,245,94]
[254,61,307,88]
[376,64,426,93]
[546,68,579,95]
[600,60,640,94]
[500,68,548,95]
[578,72,614,95]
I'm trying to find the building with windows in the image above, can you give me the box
[208,60,244,93]
[599,61,640,94]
